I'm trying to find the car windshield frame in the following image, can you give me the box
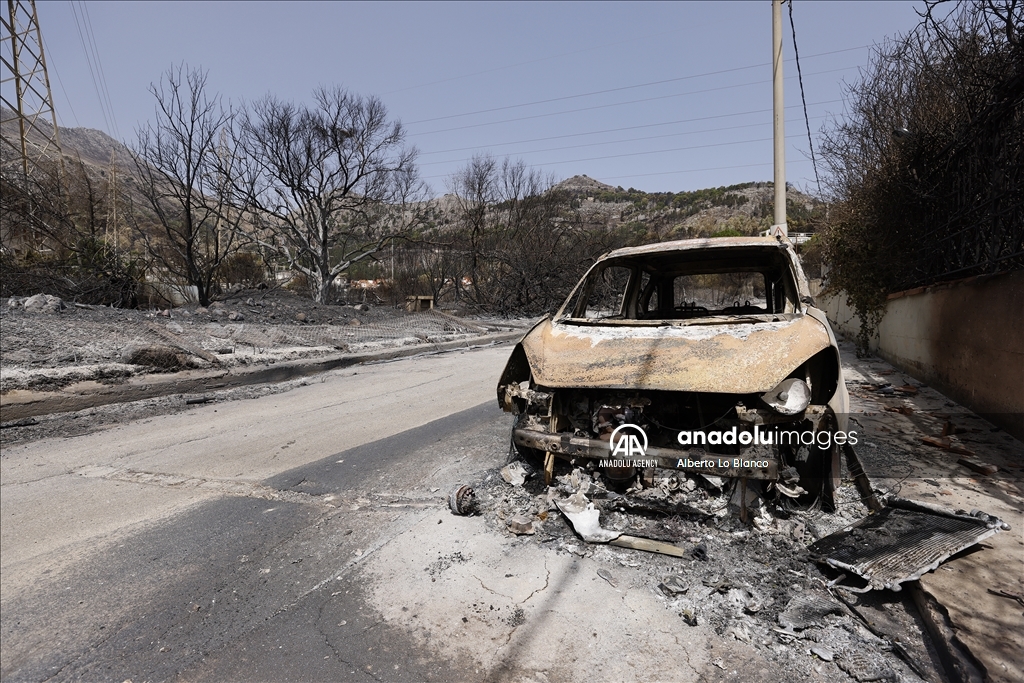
[555,244,803,325]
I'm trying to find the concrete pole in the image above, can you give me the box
[772,0,787,237]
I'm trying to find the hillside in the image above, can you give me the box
[550,175,824,238]
[0,108,131,175]
[3,111,823,239]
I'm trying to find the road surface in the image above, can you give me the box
[8,340,994,683]
[2,345,721,682]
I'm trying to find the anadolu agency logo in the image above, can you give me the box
[602,424,658,468]
[610,423,648,457]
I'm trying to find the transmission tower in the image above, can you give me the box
[1,0,62,176]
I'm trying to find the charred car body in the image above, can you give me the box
[497,237,850,509]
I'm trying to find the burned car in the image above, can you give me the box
[497,236,850,510]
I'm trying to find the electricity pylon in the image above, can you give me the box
[1,0,62,176]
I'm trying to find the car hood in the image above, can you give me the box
[521,315,832,394]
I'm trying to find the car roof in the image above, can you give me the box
[599,236,792,262]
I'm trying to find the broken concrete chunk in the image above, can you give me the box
[506,515,537,535]
[22,293,65,314]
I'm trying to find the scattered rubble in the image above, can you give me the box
[459,424,1012,683]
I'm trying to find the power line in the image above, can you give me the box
[412,97,842,140]
[416,110,830,158]
[405,45,867,127]
[428,160,791,183]
[80,1,119,138]
[69,1,111,133]
[381,25,694,96]
[421,135,774,171]
[68,0,118,138]
[418,109,832,162]
[41,36,80,128]
[411,73,846,136]
[599,162,775,182]
[420,127,830,169]
[789,0,820,194]
[421,131,814,180]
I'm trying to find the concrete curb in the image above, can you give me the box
[1,330,523,421]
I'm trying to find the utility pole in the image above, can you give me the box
[1,0,62,176]
[771,0,787,238]
[107,150,118,253]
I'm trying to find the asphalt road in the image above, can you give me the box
[8,339,992,683]
[1,346,514,682]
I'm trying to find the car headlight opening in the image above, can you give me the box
[762,378,811,415]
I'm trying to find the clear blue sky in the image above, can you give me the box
[38,1,924,195]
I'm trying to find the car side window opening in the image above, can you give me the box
[578,265,633,319]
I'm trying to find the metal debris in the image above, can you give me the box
[500,461,529,486]
[554,491,621,543]
[448,484,476,516]
[658,574,688,597]
[554,490,687,557]
[777,593,843,631]
[809,497,1009,592]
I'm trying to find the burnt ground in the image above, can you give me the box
[461,454,946,682]
[0,290,524,441]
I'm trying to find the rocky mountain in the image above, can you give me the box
[551,175,824,239]
[1,108,131,175]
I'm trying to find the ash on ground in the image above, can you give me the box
[1,289,518,394]
[1,290,523,445]
[466,457,945,683]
